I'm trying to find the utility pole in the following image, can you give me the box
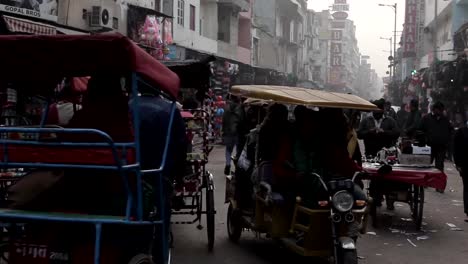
[393,3,397,81]
[433,0,438,90]
[380,36,393,78]
[378,3,398,81]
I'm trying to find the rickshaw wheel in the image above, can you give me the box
[127,254,154,264]
[206,188,215,251]
[412,185,424,230]
[227,203,242,243]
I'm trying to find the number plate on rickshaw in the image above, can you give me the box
[10,243,70,264]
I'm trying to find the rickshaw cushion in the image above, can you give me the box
[0,145,136,165]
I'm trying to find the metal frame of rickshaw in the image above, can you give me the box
[225,85,378,260]
[171,108,216,251]
[0,34,180,264]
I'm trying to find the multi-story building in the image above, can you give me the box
[341,19,360,91]
[417,0,468,69]
[172,0,218,55]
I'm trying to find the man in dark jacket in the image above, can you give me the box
[358,99,400,209]
[396,103,408,131]
[357,99,400,157]
[420,102,452,171]
[384,101,397,120]
[404,99,422,138]
[454,119,468,222]
[420,102,452,193]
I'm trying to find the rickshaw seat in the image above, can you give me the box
[0,145,136,165]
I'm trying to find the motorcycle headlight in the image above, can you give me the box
[332,191,354,212]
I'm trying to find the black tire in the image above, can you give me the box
[128,254,154,264]
[227,203,242,243]
[412,186,424,230]
[206,188,215,251]
[338,249,358,264]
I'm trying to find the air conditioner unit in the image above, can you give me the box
[88,3,114,29]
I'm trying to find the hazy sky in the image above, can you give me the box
[308,0,406,77]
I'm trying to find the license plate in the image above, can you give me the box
[10,243,70,264]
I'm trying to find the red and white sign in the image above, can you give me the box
[332,11,348,20]
[403,0,417,58]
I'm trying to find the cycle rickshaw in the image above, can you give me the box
[0,33,181,264]
[171,108,216,251]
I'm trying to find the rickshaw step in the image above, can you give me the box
[0,209,160,225]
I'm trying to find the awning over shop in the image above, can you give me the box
[2,15,56,35]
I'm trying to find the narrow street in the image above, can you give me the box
[172,146,468,264]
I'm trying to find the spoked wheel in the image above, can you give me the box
[128,254,154,264]
[411,185,425,230]
[227,203,242,243]
[206,187,215,251]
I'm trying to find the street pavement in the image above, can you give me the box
[172,146,468,264]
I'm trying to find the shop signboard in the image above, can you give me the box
[0,0,58,22]
[403,0,417,58]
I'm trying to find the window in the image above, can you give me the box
[177,0,184,26]
[190,5,196,31]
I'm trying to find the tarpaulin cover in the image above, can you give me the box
[230,85,379,111]
[362,163,447,190]
[0,33,179,98]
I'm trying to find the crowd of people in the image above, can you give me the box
[221,95,468,221]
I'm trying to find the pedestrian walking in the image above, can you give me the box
[384,101,397,120]
[404,99,422,138]
[453,117,468,222]
[420,101,452,193]
[222,95,243,175]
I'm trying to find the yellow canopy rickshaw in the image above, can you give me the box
[231,85,379,111]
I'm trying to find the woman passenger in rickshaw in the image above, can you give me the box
[290,108,366,209]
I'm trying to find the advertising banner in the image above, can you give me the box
[0,0,58,22]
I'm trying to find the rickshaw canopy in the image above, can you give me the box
[0,33,179,98]
[231,85,379,111]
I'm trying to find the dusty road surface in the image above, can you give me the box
[172,147,468,264]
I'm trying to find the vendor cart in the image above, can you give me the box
[362,162,447,230]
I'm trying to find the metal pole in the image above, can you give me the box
[393,3,397,81]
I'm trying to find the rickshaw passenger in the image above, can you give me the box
[257,103,293,189]
[320,109,366,200]
[291,106,325,206]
